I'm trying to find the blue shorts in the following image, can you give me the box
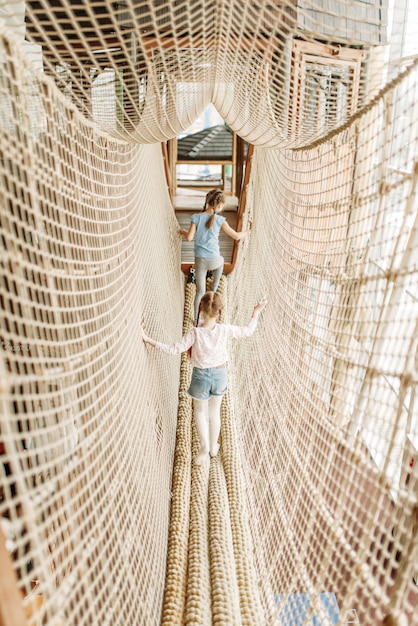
[188,365,228,401]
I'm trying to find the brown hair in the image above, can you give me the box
[203,188,218,211]
[200,291,224,320]
[206,190,226,229]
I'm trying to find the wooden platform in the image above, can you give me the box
[174,189,238,211]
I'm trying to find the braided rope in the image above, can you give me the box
[162,279,265,625]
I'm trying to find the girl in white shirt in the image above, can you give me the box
[142,291,267,465]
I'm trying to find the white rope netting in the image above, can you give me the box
[0,1,417,625]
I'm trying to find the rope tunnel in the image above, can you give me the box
[0,2,417,626]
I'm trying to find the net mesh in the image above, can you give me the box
[0,1,417,625]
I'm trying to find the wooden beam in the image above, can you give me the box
[40,33,272,58]
[168,138,177,199]
[231,132,237,195]
[141,34,274,53]
[230,143,254,269]
[176,160,233,166]
[235,136,245,198]
[181,263,234,276]
[161,142,173,203]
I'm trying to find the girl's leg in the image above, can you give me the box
[208,394,223,457]
[194,258,207,324]
[211,261,224,293]
[193,398,209,465]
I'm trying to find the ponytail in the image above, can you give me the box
[206,211,217,230]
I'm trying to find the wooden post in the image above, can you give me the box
[168,138,177,199]
[161,141,173,203]
[231,131,237,194]
[229,143,254,272]
[235,136,245,198]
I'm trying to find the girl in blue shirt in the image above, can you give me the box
[179,190,251,324]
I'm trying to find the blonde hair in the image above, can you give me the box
[206,190,226,229]
[200,291,224,319]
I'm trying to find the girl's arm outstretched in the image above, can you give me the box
[179,222,196,241]
[142,332,157,348]
[221,220,251,241]
[225,297,268,340]
[252,297,267,319]
[142,327,195,355]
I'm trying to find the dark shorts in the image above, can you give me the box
[187,365,228,400]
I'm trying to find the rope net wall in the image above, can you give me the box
[0,1,417,625]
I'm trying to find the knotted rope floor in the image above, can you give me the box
[162,277,265,626]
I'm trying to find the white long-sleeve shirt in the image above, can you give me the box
[155,317,258,369]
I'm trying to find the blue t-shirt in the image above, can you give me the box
[191,212,226,258]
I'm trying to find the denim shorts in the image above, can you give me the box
[187,365,228,400]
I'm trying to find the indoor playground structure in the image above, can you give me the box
[0,1,418,625]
